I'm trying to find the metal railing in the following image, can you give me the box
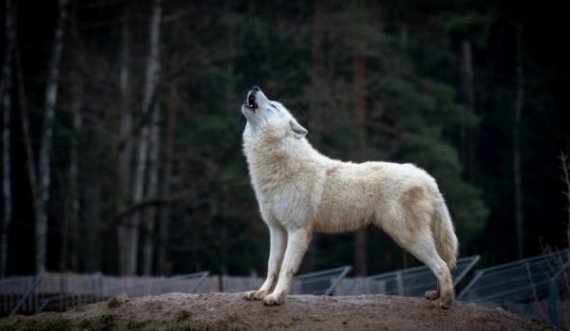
[458,249,569,326]
[229,266,352,296]
[292,266,352,295]
[0,276,43,316]
[35,271,209,313]
[343,255,480,296]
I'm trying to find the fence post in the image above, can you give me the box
[396,271,404,296]
[190,272,210,293]
[547,280,559,326]
[324,266,351,296]
[10,276,42,316]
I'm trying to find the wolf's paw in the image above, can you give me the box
[243,290,267,301]
[431,296,452,309]
[424,290,440,301]
[263,292,286,306]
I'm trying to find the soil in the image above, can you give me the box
[0,292,558,331]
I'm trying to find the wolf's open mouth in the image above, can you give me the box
[247,93,257,110]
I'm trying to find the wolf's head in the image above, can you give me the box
[241,86,308,139]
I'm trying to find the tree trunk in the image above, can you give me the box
[513,25,524,259]
[215,1,237,277]
[460,39,475,183]
[301,0,326,273]
[36,0,68,274]
[307,0,326,148]
[352,54,365,128]
[59,0,82,273]
[66,82,82,272]
[124,0,162,275]
[117,0,134,276]
[352,52,367,276]
[142,104,161,275]
[68,17,83,271]
[559,153,570,248]
[157,86,177,275]
[223,1,236,113]
[16,46,40,250]
[83,174,101,272]
[1,0,17,278]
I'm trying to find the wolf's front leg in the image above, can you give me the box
[244,224,286,301]
[263,228,311,305]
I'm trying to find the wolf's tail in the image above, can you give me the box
[431,194,458,269]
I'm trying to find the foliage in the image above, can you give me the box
[3,0,568,276]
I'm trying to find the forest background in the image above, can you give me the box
[0,0,568,278]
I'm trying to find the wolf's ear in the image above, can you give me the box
[290,119,308,138]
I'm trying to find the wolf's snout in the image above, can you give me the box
[248,93,255,107]
[246,86,261,110]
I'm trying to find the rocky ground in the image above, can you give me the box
[0,292,558,330]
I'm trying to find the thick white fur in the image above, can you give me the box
[241,88,459,308]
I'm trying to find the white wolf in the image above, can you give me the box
[241,86,458,308]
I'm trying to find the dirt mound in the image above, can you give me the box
[0,292,557,330]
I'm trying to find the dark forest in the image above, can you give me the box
[0,0,569,278]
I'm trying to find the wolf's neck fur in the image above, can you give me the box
[243,124,327,193]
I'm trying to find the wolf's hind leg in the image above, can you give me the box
[263,228,311,306]
[387,186,453,307]
[244,224,287,301]
[408,234,454,308]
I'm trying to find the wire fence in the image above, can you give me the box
[34,271,209,313]
[0,276,42,316]
[226,266,352,296]
[340,256,480,296]
[459,249,569,327]
[3,250,569,328]
[291,266,352,295]
[0,272,210,316]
